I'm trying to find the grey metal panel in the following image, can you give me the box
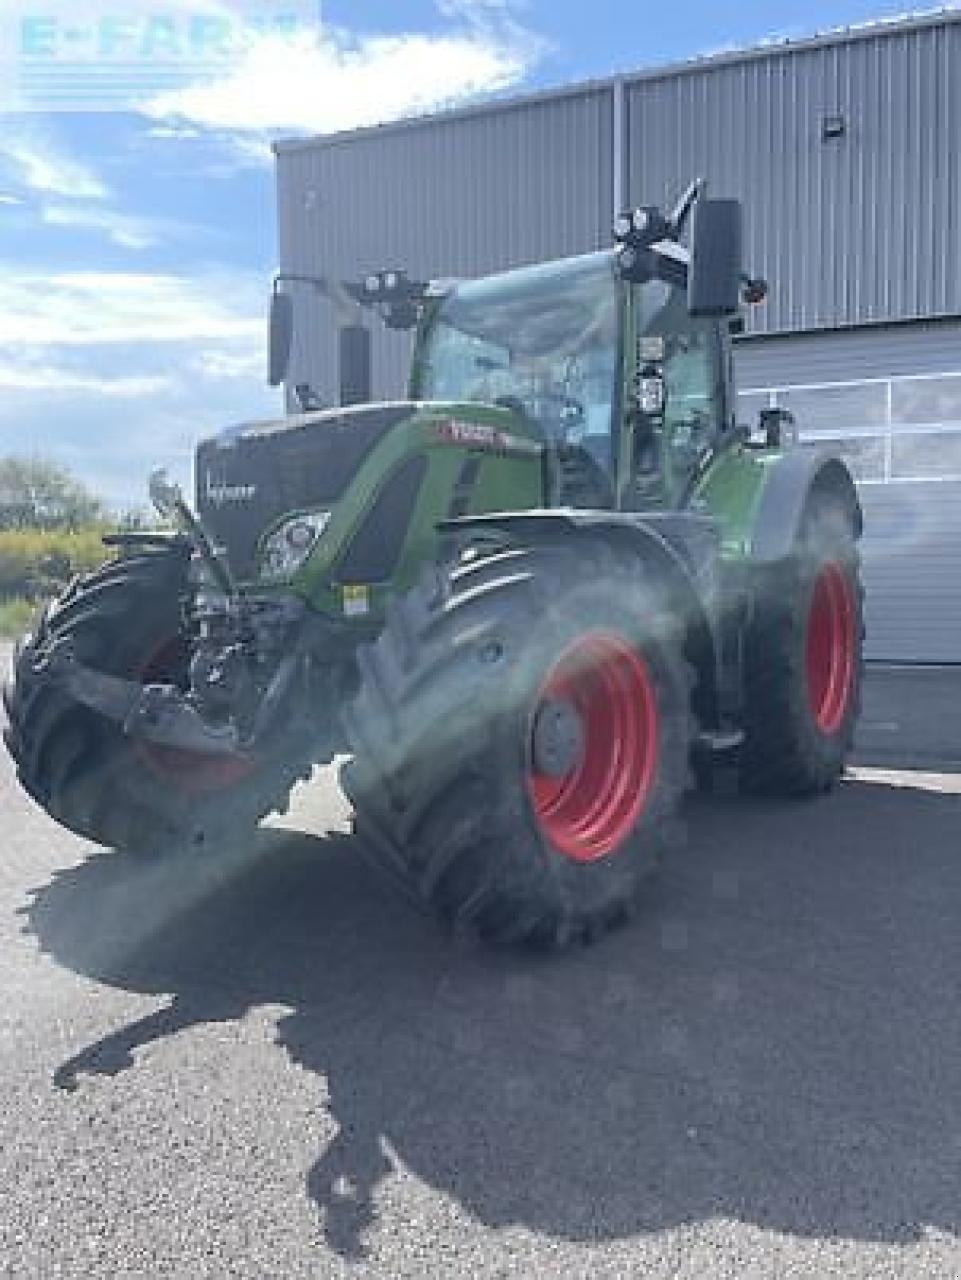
[274,143,297,407]
[274,74,621,154]
[275,86,614,404]
[735,320,961,388]
[859,482,961,662]
[625,19,961,334]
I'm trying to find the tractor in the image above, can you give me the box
[3,182,864,947]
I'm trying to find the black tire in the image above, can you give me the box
[342,540,694,947]
[3,544,316,854]
[740,498,864,795]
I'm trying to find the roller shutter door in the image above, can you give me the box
[737,322,961,663]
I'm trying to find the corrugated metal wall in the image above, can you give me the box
[276,85,614,406]
[625,19,961,334]
[735,319,961,386]
[860,481,961,663]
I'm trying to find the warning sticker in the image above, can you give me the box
[342,584,370,617]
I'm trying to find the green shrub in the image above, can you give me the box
[0,527,107,601]
[0,596,37,639]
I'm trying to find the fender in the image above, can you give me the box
[438,508,719,670]
[100,530,192,556]
[750,448,863,563]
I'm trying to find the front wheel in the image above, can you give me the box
[3,545,316,855]
[342,541,694,947]
[741,500,864,795]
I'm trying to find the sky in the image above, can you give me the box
[0,0,945,509]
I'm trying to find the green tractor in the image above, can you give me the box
[3,183,863,946]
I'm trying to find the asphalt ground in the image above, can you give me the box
[1,643,960,1278]
[856,665,961,772]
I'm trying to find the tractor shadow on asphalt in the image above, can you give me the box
[22,773,961,1257]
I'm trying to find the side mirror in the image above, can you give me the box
[339,324,372,406]
[687,198,742,317]
[268,288,293,387]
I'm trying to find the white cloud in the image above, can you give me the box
[145,7,542,136]
[216,134,274,168]
[0,269,264,346]
[0,135,109,200]
[39,204,202,251]
[146,125,204,141]
[0,360,170,397]
[0,264,278,508]
[0,130,207,249]
[195,348,265,380]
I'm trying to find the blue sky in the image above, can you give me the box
[0,0,938,508]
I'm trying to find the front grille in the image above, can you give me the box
[195,404,412,579]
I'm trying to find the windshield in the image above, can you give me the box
[417,252,621,471]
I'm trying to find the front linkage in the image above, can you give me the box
[31,479,314,764]
[3,486,346,856]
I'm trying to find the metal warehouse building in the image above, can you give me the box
[274,10,961,663]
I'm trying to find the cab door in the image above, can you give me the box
[619,279,726,510]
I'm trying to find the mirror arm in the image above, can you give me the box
[668,177,706,236]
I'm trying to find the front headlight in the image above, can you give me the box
[258,511,331,581]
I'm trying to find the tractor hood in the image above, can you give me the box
[195,399,543,583]
[196,401,418,579]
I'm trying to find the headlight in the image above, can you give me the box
[259,511,331,580]
[632,207,650,234]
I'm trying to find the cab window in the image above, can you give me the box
[632,281,723,498]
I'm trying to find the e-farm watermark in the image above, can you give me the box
[1,2,317,112]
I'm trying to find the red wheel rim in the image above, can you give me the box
[135,636,255,796]
[805,562,856,736]
[526,631,659,863]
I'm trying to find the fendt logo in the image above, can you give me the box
[205,472,257,506]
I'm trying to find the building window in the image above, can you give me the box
[891,375,961,426]
[775,383,887,434]
[891,430,961,480]
[738,371,961,484]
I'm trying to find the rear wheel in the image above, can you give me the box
[741,500,864,794]
[342,541,694,947]
[3,544,315,854]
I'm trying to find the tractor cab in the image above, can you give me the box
[409,246,734,512]
[269,181,760,517]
